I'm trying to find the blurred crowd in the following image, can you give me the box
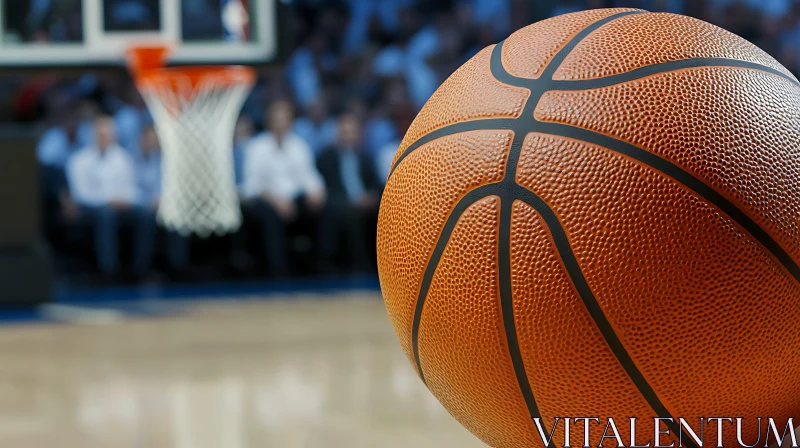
[39,98,383,282]
[26,0,800,282]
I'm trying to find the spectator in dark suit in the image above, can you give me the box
[316,113,382,272]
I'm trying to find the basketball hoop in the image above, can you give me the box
[127,46,256,237]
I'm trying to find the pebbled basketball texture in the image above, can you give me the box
[377,9,800,448]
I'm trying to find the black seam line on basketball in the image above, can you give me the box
[491,12,699,446]
[551,58,799,89]
[495,92,542,423]
[493,57,543,424]
[483,12,647,430]
[543,11,647,80]
[536,121,800,284]
[511,184,700,448]
[391,14,798,183]
[497,192,546,436]
[484,11,649,432]
[410,184,500,384]
[389,62,797,185]
[389,10,645,182]
[388,119,515,179]
[494,50,798,91]
[490,10,646,90]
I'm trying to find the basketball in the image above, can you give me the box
[377,8,800,448]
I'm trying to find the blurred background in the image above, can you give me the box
[0,0,796,447]
[15,0,800,290]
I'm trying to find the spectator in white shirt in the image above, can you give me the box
[66,116,156,277]
[242,100,326,275]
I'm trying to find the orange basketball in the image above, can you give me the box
[377,8,800,448]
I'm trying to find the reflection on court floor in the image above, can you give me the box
[0,295,484,448]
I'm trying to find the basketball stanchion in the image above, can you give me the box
[127,46,256,237]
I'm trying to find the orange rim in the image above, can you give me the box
[126,45,257,94]
[126,45,171,75]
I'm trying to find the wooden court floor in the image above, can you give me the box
[0,293,485,448]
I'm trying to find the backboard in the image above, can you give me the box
[0,0,285,69]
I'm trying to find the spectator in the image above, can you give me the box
[340,0,416,55]
[373,79,414,183]
[75,99,100,149]
[376,139,400,184]
[136,125,161,209]
[242,100,326,275]
[115,84,151,154]
[135,125,191,274]
[38,107,83,244]
[292,96,337,154]
[467,0,511,37]
[364,112,397,159]
[233,116,254,190]
[37,110,82,170]
[316,113,381,272]
[551,0,589,16]
[285,33,328,109]
[66,116,155,278]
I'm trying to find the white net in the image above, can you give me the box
[138,70,254,237]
